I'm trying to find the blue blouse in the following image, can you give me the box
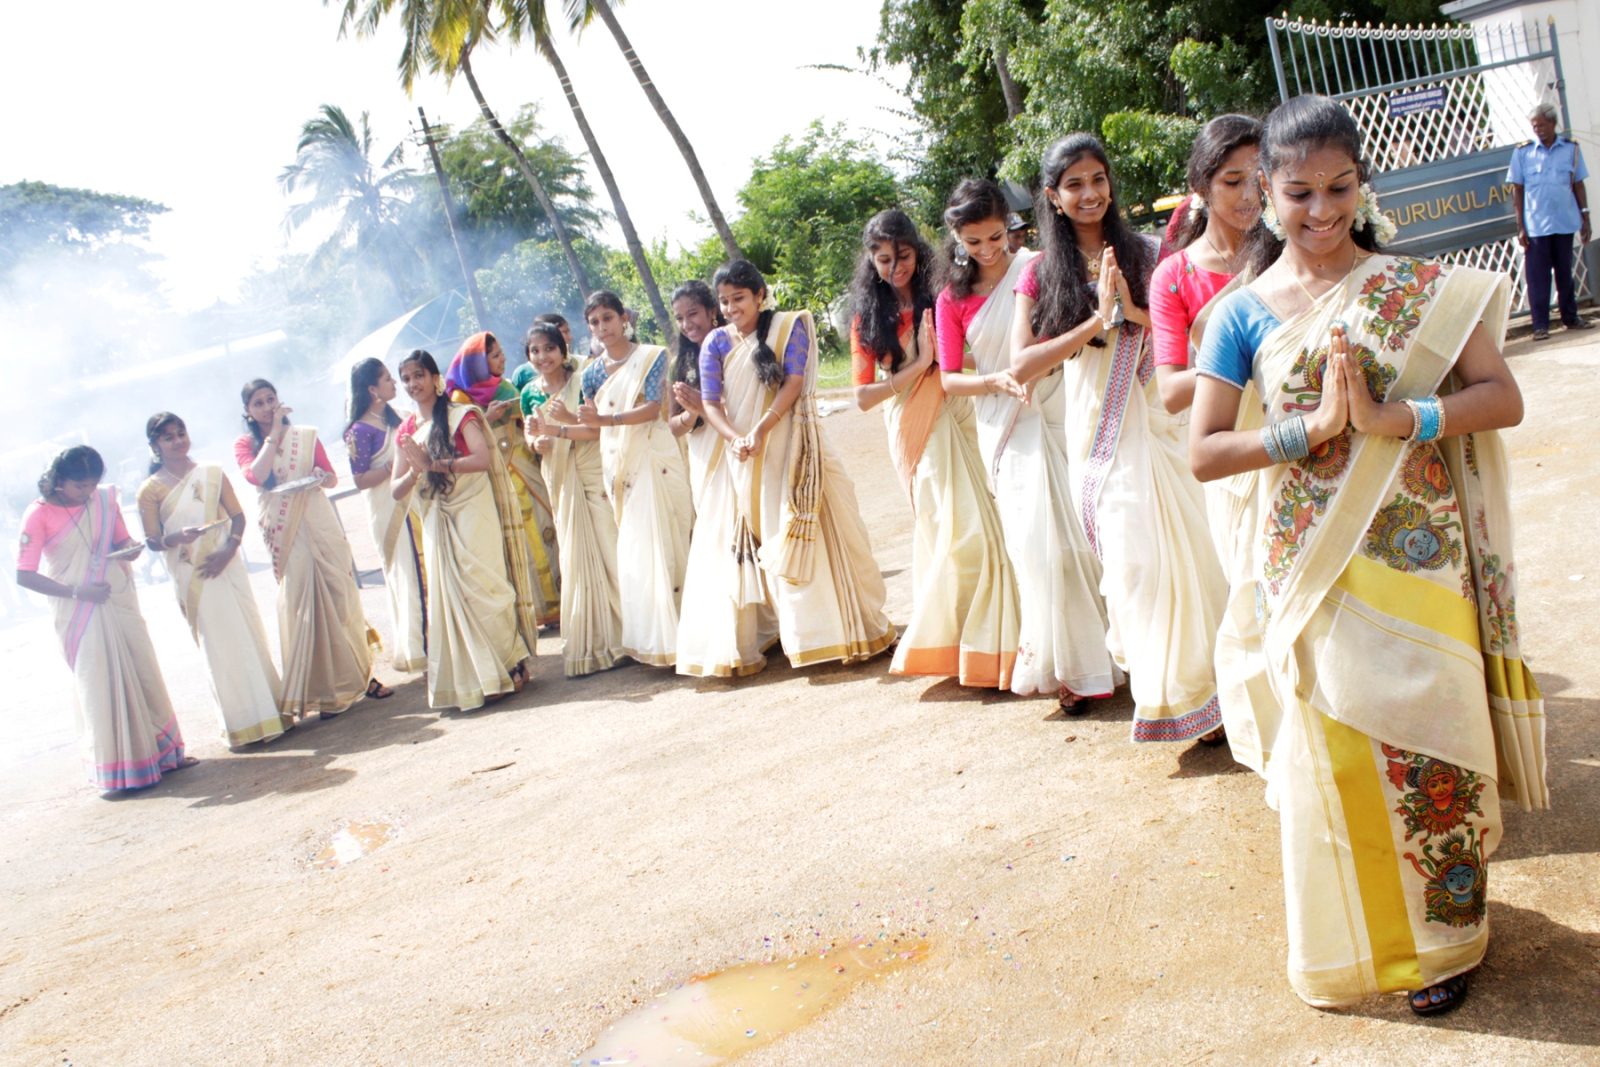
[1194,289,1283,391]
[698,317,810,404]
[581,349,667,406]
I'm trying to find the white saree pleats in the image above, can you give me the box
[1063,328,1227,740]
[598,346,694,667]
[361,428,428,673]
[46,487,184,790]
[986,368,1121,698]
[158,464,284,745]
[258,426,375,718]
[677,313,894,677]
[885,374,1021,688]
[541,373,625,677]
[414,414,529,710]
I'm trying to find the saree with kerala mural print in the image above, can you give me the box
[676,311,894,677]
[26,486,186,789]
[406,404,534,709]
[972,249,1120,698]
[865,313,1020,688]
[139,463,284,745]
[591,344,694,666]
[252,424,377,719]
[348,421,427,673]
[1209,254,1547,1007]
[535,367,624,676]
[1051,238,1228,740]
[448,333,561,624]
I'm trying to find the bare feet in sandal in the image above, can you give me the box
[365,678,393,700]
[1058,689,1090,716]
[1198,725,1228,746]
[172,755,200,771]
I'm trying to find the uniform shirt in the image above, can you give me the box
[1507,138,1589,238]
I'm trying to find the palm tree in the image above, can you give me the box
[495,0,673,337]
[277,104,421,304]
[332,0,594,297]
[567,0,742,261]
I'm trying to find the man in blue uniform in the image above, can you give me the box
[1509,102,1592,340]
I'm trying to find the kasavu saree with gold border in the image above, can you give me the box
[358,425,428,673]
[1239,255,1546,1007]
[412,405,530,709]
[463,390,561,625]
[1062,309,1228,740]
[41,486,185,789]
[676,311,895,677]
[149,463,284,745]
[596,344,694,667]
[881,325,1021,688]
[254,425,376,719]
[538,368,625,677]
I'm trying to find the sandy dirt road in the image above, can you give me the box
[1,334,1597,1067]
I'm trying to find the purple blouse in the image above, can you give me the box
[698,317,810,404]
[345,421,388,476]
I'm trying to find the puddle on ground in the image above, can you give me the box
[310,821,396,869]
[579,938,930,1066]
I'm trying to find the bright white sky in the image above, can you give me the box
[1,0,913,312]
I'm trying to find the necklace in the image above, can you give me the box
[1081,241,1106,281]
[1202,228,1245,275]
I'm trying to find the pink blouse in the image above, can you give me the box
[1148,249,1233,369]
[15,500,131,572]
[934,288,988,371]
[233,434,333,488]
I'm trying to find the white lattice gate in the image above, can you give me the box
[1266,16,1586,315]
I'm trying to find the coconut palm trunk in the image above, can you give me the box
[459,46,593,297]
[588,1,741,261]
[536,34,672,339]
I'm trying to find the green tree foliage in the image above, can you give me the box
[731,122,901,339]
[0,181,168,275]
[468,236,610,345]
[880,0,1461,214]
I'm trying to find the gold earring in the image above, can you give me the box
[434,378,445,396]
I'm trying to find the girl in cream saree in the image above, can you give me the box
[677,260,894,678]
[1191,95,1546,1014]
[939,179,1119,704]
[447,332,560,625]
[574,291,694,667]
[138,413,284,746]
[1013,135,1228,742]
[524,324,625,677]
[236,379,385,720]
[392,352,535,709]
[345,358,427,673]
[15,446,194,790]
[849,210,1020,688]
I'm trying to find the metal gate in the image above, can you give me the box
[1266,16,1588,315]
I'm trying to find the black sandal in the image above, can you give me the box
[365,678,393,700]
[1409,973,1468,1016]
[1058,689,1090,716]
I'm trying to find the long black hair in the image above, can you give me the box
[145,411,184,475]
[39,445,105,498]
[712,260,785,390]
[1248,94,1382,275]
[669,279,722,388]
[1031,134,1153,344]
[240,378,277,451]
[524,322,575,377]
[398,350,456,497]
[345,357,401,440]
[848,210,937,374]
[942,179,1012,299]
[1174,114,1265,250]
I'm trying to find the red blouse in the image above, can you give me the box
[233,434,333,488]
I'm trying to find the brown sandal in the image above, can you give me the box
[365,678,393,700]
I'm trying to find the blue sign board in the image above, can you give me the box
[1369,146,1519,257]
[1388,85,1447,117]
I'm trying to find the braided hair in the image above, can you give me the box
[398,350,457,497]
[848,210,936,374]
[712,260,785,390]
